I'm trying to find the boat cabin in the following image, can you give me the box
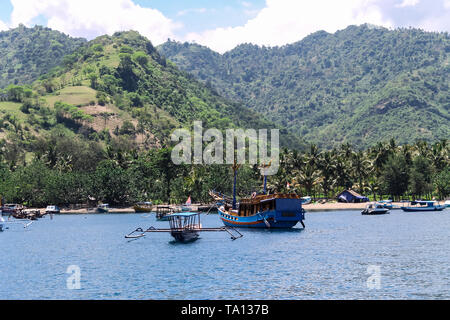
[225,194,302,217]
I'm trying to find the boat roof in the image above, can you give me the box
[168,212,200,217]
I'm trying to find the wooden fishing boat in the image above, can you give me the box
[401,200,445,212]
[125,212,243,243]
[133,202,153,213]
[210,162,305,229]
[155,205,179,221]
[216,193,306,228]
[1,204,24,216]
[361,203,390,215]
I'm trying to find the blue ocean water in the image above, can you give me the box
[1,210,449,299]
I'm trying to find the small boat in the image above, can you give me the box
[125,212,242,242]
[0,216,4,232]
[361,203,390,215]
[301,196,312,204]
[401,200,445,212]
[1,204,24,216]
[181,196,193,212]
[96,204,109,213]
[133,201,153,213]
[444,200,450,208]
[45,205,60,214]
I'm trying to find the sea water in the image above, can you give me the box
[1,210,449,299]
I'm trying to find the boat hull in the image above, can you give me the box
[171,230,200,242]
[401,206,445,212]
[361,209,390,215]
[218,201,305,229]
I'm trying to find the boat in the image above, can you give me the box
[133,201,153,213]
[45,205,60,214]
[361,203,390,215]
[444,200,450,208]
[401,200,445,212]
[181,196,193,212]
[125,212,243,242]
[96,204,109,213]
[0,216,4,232]
[1,204,24,216]
[155,205,179,221]
[211,162,306,229]
[300,196,312,204]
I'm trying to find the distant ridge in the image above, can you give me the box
[158,25,450,148]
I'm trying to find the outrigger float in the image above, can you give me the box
[125,212,243,242]
[0,216,33,232]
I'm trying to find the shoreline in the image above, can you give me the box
[31,202,420,214]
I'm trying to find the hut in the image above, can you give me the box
[337,190,369,203]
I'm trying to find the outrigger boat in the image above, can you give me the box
[210,162,306,229]
[133,201,153,213]
[125,212,243,242]
[401,200,445,212]
[0,216,33,232]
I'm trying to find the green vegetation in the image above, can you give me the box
[0,137,448,207]
[159,25,450,149]
[0,25,86,88]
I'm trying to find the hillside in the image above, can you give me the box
[0,30,303,170]
[0,25,86,88]
[159,25,450,149]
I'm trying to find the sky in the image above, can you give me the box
[0,0,448,53]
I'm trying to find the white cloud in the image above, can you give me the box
[395,0,420,7]
[0,20,8,31]
[10,0,181,45]
[185,0,394,53]
[395,0,420,8]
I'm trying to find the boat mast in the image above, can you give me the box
[232,159,240,210]
[259,161,271,195]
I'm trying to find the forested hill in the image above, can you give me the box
[0,25,86,88]
[0,30,303,171]
[159,25,450,149]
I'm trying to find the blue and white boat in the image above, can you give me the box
[401,200,445,212]
[217,194,306,228]
[444,200,450,208]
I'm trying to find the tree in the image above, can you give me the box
[380,154,410,200]
[409,156,433,198]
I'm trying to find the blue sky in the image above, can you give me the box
[0,0,448,53]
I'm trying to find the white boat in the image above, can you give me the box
[444,200,450,208]
[45,205,60,214]
[361,202,390,215]
[0,216,4,232]
[301,196,312,204]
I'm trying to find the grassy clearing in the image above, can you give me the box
[0,101,26,120]
[44,86,97,108]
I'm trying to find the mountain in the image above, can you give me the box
[0,29,302,166]
[0,25,86,88]
[158,25,450,149]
